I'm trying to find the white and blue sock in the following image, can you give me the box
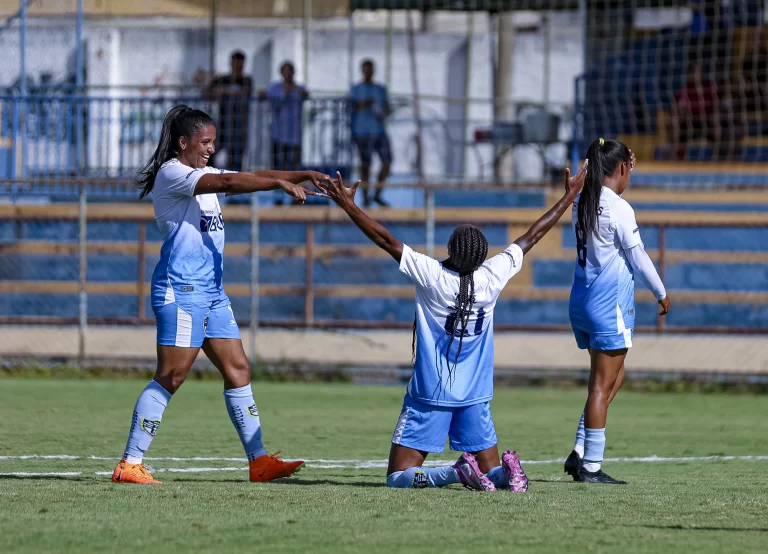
[123,380,172,464]
[386,466,459,488]
[487,466,506,489]
[224,384,267,461]
[583,427,606,473]
[574,413,585,458]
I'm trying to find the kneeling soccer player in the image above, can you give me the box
[318,167,587,491]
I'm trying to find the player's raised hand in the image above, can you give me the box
[565,160,588,196]
[318,172,361,209]
[658,295,671,316]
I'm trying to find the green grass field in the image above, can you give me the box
[1,379,766,553]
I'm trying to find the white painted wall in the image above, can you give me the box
[1,13,583,186]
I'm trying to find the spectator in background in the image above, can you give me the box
[261,61,308,173]
[204,50,252,171]
[669,63,719,159]
[349,59,392,208]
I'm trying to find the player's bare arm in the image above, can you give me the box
[195,173,326,203]
[222,170,332,198]
[248,170,332,188]
[515,164,588,254]
[320,172,404,262]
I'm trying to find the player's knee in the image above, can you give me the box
[154,370,187,395]
[226,359,251,385]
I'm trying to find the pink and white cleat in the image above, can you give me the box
[454,452,497,492]
[502,450,529,492]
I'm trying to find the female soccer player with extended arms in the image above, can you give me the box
[564,138,670,484]
[318,166,587,491]
[112,105,328,485]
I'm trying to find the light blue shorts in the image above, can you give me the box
[573,327,633,351]
[154,298,241,348]
[391,394,497,454]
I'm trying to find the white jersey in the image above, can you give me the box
[150,159,235,307]
[569,187,641,335]
[399,243,524,407]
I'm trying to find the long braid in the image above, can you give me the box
[441,225,488,383]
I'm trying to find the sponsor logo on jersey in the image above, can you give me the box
[412,470,429,488]
[186,170,196,179]
[141,418,161,437]
[181,286,194,292]
[200,212,225,232]
[633,228,639,234]
[247,404,259,417]
[627,309,635,315]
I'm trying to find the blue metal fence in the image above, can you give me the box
[0,94,359,199]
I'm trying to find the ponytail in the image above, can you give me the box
[136,105,215,198]
[578,138,630,235]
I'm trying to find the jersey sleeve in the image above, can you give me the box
[154,162,203,198]
[481,243,524,296]
[613,200,643,251]
[399,244,442,288]
[156,163,236,198]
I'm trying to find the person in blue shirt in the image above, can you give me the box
[111,105,329,486]
[261,61,308,173]
[317,166,587,492]
[349,59,392,208]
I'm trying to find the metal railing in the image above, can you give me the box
[1,187,767,364]
[0,93,575,198]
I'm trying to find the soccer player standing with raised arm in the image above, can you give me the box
[564,139,670,485]
[112,105,328,485]
[318,166,587,492]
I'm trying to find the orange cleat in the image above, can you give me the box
[249,452,304,482]
[112,460,163,485]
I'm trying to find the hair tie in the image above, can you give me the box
[598,138,605,146]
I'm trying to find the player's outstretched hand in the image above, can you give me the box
[277,180,328,204]
[304,170,333,192]
[565,160,588,196]
[316,172,361,209]
[658,295,671,316]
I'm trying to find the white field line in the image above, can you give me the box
[1,455,767,478]
[2,454,768,472]
[0,472,82,477]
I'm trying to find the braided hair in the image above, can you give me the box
[411,224,489,386]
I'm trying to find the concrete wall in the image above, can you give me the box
[0,14,582,184]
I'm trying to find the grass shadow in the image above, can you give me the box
[166,477,389,487]
[627,524,768,533]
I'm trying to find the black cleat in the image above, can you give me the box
[564,450,583,482]
[578,468,627,485]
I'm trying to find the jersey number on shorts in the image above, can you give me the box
[575,226,587,268]
[444,308,485,336]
